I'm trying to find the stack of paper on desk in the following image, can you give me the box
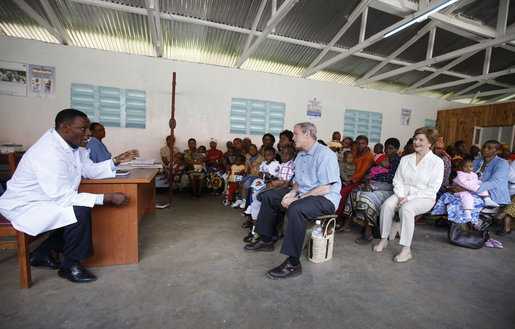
[119,158,162,169]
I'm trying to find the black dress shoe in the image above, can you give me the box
[58,263,97,283]
[30,252,60,270]
[266,258,302,280]
[244,240,274,253]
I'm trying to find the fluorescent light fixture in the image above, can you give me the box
[384,0,460,38]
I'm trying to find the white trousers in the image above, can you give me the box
[380,195,435,247]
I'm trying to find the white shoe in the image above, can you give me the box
[223,200,231,206]
[239,199,246,209]
[231,199,242,208]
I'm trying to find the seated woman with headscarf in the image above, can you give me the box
[341,138,401,243]
[432,140,510,228]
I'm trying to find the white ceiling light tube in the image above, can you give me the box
[384,0,460,38]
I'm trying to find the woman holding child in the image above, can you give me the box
[431,140,510,229]
[184,138,207,197]
[342,138,401,243]
[374,127,443,262]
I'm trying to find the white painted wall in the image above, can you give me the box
[0,36,457,159]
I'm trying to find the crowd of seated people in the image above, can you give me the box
[158,126,514,257]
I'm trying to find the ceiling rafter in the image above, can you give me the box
[241,0,268,57]
[448,87,515,101]
[300,0,462,78]
[447,81,485,99]
[39,0,70,45]
[357,21,438,83]
[12,0,66,44]
[304,0,371,74]
[145,0,162,57]
[404,50,480,92]
[358,32,515,86]
[408,68,515,94]
[236,0,298,68]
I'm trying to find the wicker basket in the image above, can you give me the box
[308,217,336,263]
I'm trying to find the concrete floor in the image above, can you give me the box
[1,192,514,329]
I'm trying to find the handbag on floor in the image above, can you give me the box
[448,222,489,249]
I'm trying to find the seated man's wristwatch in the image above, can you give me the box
[112,157,120,166]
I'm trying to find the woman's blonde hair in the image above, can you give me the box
[413,126,439,145]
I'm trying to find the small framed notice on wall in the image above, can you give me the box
[0,60,27,97]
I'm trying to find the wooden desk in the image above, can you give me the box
[78,168,159,267]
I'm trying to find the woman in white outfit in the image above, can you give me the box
[373,127,444,262]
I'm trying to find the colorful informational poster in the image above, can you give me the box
[0,60,27,96]
[401,108,411,127]
[307,98,322,121]
[28,64,56,97]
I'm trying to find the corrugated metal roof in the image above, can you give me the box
[0,0,512,104]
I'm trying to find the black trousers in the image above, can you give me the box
[256,189,335,258]
[35,206,94,261]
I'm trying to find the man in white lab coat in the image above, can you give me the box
[0,109,139,283]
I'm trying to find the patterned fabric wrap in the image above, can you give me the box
[343,189,394,229]
[500,194,515,219]
[432,192,485,227]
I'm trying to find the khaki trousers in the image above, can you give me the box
[380,195,435,247]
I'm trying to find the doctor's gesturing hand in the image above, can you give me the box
[112,149,140,165]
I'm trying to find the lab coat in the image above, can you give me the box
[0,129,115,236]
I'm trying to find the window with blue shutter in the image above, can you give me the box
[71,83,146,128]
[425,119,436,127]
[230,98,285,136]
[343,109,383,143]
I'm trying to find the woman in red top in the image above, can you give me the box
[336,135,374,231]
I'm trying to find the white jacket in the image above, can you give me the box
[393,151,444,202]
[0,129,115,236]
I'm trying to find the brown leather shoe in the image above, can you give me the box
[244,239,274,253]
[266,258,302,280]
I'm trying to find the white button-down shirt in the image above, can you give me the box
[393,151,444,201]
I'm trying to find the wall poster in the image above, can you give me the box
[28,64,56,98]
[307,98,322,121]
[0,60,27,96]
[401,108,411,127]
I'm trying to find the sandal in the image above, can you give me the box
[373,241,388,252]
[495,229,512,236]
[355,235,373,244]
[335,224,352,233]
[394,253,412,263]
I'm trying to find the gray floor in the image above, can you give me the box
[1,193,514,329]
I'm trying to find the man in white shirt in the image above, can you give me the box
[0,109,139,283]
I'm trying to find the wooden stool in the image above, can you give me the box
[0,215,31,289]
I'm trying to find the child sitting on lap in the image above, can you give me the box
[454,159,489,221]
[362,153,392,191]
[339,150,356,186]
